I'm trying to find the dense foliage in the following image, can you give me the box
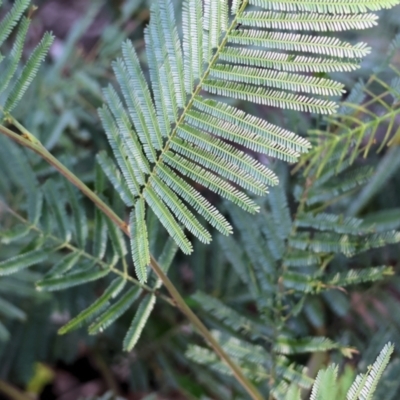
[0,0,400,399]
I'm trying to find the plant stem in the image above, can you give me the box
[0,123,263,400]
[149,256,263,400]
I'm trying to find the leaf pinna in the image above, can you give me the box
[99,0,400,283]
[0,0,53,115]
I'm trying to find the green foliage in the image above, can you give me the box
[99,0,400,284]
[0,138,179,351]
[77,343,395,400]
[0,0,400,398]
[186,162,399,393]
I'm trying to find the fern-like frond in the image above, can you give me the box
[0,0,30,46]
[324,266,394,288]
[0,1,53,113]
[219,48,360,72]
[98,0,400,282]
[248,0,400,13]
[0,17,29,94]
[4,32,54,112]
[310,364,338,400]
[227,30,370,59]
[238,11,378,31]
[303,343,395,400]
[351,343,394,400]
[289,231,400,257]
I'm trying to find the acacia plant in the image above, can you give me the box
[0,0,400,399]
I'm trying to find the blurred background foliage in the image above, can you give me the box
[0,0,400,399]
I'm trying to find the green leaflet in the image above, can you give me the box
[65,182,88,249]
[105,215,127,259]
[88,286,141,334]
[58,277,126,334]
[36,267,109,292]
[44,252,81,278]
[123,294,156,351]
[0,297,26,321]
[0,224,31,245]
[97,151,136,207]
[203,0,228,59]
[93,208,108,260]
[130,198,150,283]
[0,249,48,276]
[93,165,109,260]
[153,237,179,289]
[43,180,71,242]
[188,331,314,387]
[203,79,338,114]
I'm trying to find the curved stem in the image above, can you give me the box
[0,123,263,400]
